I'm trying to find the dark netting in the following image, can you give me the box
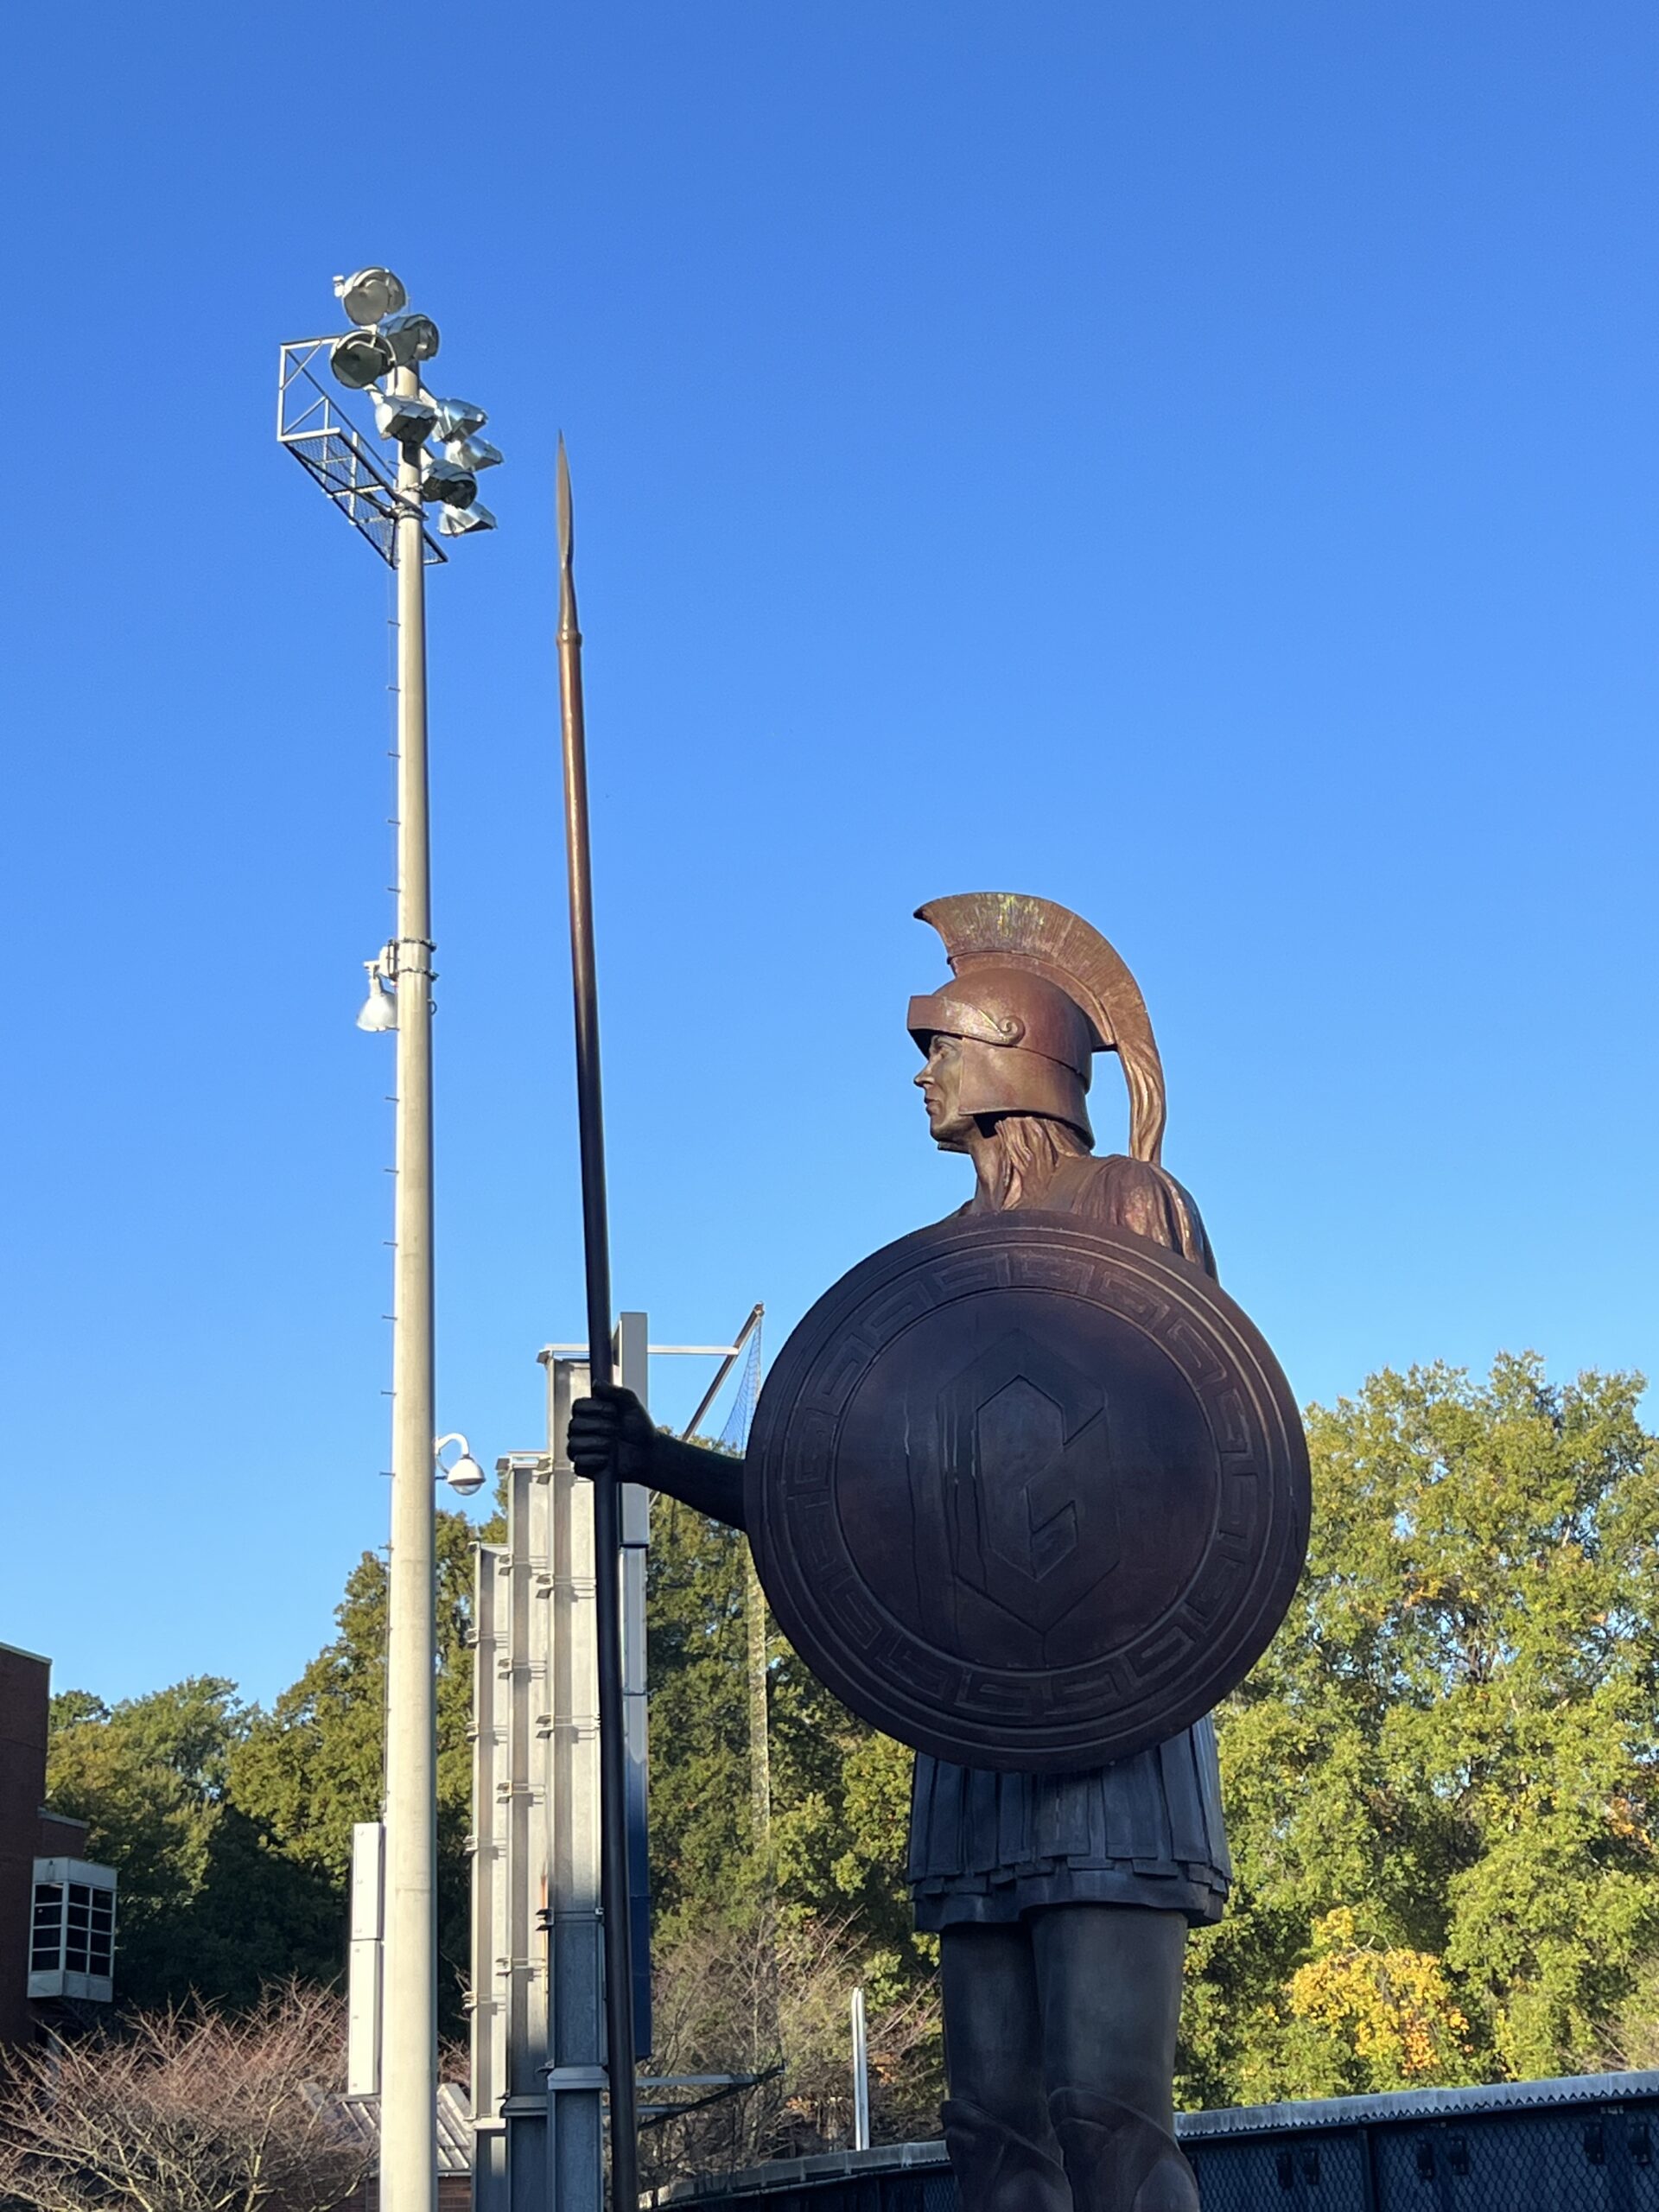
[673,2086,1659,2211]
[715,1322,763,1452]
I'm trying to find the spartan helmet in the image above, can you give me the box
[907,893,1170,1161]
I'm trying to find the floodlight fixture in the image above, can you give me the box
[431,397,487,442]
[334,268,409,327]
[445,434,503,474]
[330,328,395,389]
[435,1433,486,1497]
[372,388,438,446]
[380,310,441,366]
[356,957,397,1033]
[421,458,478,509]
[437,499,497,537]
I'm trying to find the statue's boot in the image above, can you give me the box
[941,2097,1072,2212]
[1048,2088,1198,2212]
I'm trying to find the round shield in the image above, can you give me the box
[745,1213,1309,1772]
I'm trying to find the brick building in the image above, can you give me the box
[0,1640,116,2043]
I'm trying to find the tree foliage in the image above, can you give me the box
[647,1494,928,1965]
[48,1510,494,2023]
[645,1492,942,2166]
[46,1681,340,2011]
[230,1508,490,2024]
[1181,1354,1659,2102]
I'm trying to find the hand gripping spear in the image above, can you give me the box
[555,437,640,2209]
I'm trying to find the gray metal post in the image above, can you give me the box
[347,1822,386,2099]
[470,1549,510,2212]
[382,360,438,2212]
[544,1356,606,2212]
[614,1314,652,2057]
[501,1456,554,2212]
[851,1987,870,2152]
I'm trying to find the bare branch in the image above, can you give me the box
[0,1983,372,2212]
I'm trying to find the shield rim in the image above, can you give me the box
[744,1212,1310,1772]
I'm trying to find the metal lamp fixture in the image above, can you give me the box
[372,388,438,446]
[435,1433,486,1497]
[380,309,442,366]
[421,457,478,509]
[444,432,503,474]
[431,396,487,442]
[330,327,396,389]
[334,267,409,326]
[437,499,497,537]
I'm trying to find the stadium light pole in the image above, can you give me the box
[382,341,440,2212]
[278,269,501,2212]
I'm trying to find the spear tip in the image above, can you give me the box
[556,434,574,571]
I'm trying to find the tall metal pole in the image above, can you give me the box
[554,437,639,2209]
[381,362,438,2212]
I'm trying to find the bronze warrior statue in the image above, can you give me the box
[569,893,1302,2212]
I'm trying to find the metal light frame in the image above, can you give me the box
[276,340,447,567]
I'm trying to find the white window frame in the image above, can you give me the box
[29,1856,117,2003]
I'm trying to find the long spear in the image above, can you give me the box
[554,435,639,2209]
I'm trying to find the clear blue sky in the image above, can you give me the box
[4,3,1654,1708]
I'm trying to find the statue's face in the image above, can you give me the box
[914,1032,975,1152]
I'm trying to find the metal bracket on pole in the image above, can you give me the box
[276,340,447,568]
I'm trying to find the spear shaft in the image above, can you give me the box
[555,437,639,2209]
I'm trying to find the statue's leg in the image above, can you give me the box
[938,1923,1071,2212]
[1032,1905,1198,2212]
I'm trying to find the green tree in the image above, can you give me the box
[646,1493,927,1970]
[231,1508,491,2028]
[646,1496,760,1930]
[47,1679,339,2009]
[645,1491,941,2165]
[1184,1354,1659,2103]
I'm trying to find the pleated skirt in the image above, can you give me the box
[906,1715,1231,1931]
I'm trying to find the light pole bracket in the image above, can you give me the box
[276,339,448,568]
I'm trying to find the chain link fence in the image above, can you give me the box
[658,2070,1659,2212]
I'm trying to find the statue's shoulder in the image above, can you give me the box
[1050,1153,1217,1278]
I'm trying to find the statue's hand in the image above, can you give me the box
[566,1382,658,1484]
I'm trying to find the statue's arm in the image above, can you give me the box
[566,1383,747,1530]
[651,1433,748,1529]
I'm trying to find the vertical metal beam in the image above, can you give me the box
[469,1550,509,2212]
[382,363,438,2212]
[347,1822,385,2100]
[1357,2121,1379,2212]
[850,1988,870,2152]
[503,1459,551,2212]
[614,1316,652,2058]
[544,1356,605,2212]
